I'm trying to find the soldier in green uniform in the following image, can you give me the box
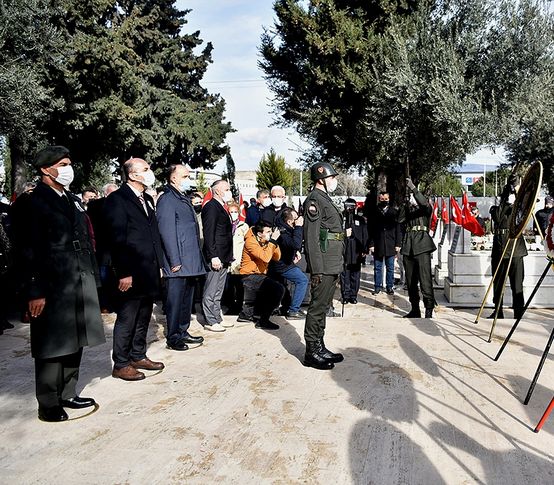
[302,162,348,370]
[399,178,436,318]
[489,182,527,319]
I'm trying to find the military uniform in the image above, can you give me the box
[399,189,436,316]
[490,203,527,318]
[302,162,345,369]
[304,187,344,341]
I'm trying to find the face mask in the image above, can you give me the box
[272,197,284,208]
[378,201,389,208]
[508,194,516,204]
[179,179,191,193]
[326,178,338,193]
[230,212,239,222]
[222,190,233,203]
[53,165,74,187]
[193,203,202,214]
[261,198,272,208]
[137,169,155,187]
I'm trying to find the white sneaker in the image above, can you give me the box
[205,323,226,332]
[221,320,235,328]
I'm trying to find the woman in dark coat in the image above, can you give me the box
[17,146,105,422]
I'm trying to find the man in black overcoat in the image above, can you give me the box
[368,192,402,295]
[104,158,165,381]
[17,146,105,422]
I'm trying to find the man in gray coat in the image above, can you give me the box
[157,165,206,350]
[17,146,105,422]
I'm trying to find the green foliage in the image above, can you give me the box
[225,152,238,199]
[420,172,464,197]
[260,0,553,186]
[256,148,293,192]
[194,172,209,195]
[469,167,512,197]
[288,168,311,196]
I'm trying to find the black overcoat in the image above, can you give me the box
[18,182,105,359]
[103,183,164,298]
[368,206,402,258]
[201,198,233,265]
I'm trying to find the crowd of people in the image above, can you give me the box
[8,145,535,423]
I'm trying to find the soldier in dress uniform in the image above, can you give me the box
[17,146,105,422]
[302,162,349,370]
[399,178,436,318]
[489,180,527,319]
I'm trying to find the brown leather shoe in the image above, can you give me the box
[131,357,165,371]
[112,365,145,381]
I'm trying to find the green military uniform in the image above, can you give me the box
[303,187,344,343]
[490,202,527,318]
[399,189,436,316]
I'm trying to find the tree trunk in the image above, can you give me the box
[9,137,28,196]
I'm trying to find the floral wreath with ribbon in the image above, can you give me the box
[545,212,554,259]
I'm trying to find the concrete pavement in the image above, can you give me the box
[0,286,552,484]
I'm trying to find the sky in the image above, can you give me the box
[178,1,505,174]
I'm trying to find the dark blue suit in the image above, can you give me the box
[156,185,206,344]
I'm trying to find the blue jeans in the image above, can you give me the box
[281,266,309,313]
[374,255,395,290]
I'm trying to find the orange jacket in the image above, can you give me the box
[239,228,281,275]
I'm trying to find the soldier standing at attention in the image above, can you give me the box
[302,162,350,370]
[489,179,526,319]
[400,178,436,319]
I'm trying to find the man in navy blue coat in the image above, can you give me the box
[156,165,206,351]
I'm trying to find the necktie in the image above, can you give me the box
[138,194,148,215]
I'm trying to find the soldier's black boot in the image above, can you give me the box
[403,306,421,318]
[303,341,334,370]
[487,308,504,319]
[319,338,344,363]
[424,308,433,319]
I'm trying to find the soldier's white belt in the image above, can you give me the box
[408,226,428,232]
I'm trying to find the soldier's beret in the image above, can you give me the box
[33,145,70,168]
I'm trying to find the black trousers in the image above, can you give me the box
[492,255,524,314]
[304,274,337,344]
[35,348,82,409]
[340,264,361,300]
[112,297,153,369]
[241,274,285,321]
[165,277,195,345]
[404,252,435,309]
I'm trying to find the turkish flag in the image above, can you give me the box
[461,191,485,236]
[450,195,462,225]
[441,197,449,224]
[430,199,439,233]
[238,193,246,221]
[202,188,213,207]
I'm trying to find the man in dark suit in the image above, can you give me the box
[201,180,234,332]
[157,165,206,350]
[368,192,402,295]
[17,146,105,422]
[104,158,165,381]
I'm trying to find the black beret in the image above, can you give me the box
[33,145,70,168]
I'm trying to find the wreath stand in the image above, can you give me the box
[474,162,543,343]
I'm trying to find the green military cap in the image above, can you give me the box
[33,145,70,168]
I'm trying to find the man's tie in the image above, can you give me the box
[138,194,148,215]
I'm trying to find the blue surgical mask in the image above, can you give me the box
[179,179,191,193]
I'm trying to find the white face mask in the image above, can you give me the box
[230,212,239,221]
[261,198,272,208]
[272,197,284,208]
[53,165,74,187]
[136,169,155,187]
[222,190,233,203]
[179,179,191,193]
[508,194,516,204]
[326,178,338,193]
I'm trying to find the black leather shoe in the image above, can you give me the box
[286,311,305,320]
[167,340,189,351]
[1,319,14,329]
[303,342,334,370]
[319,338,344,363]
[60,396,96,409]
[403,309,421,318]
[183,334,204,345]
[425,308,433,319]
[349,298,358,304]
[255,319,279,330]
[38,406,69,422]
[237,312,254,323]
[373,288,382,295]
[487,311,504,319]
[341,298,349,304]
[386,288,394,295]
